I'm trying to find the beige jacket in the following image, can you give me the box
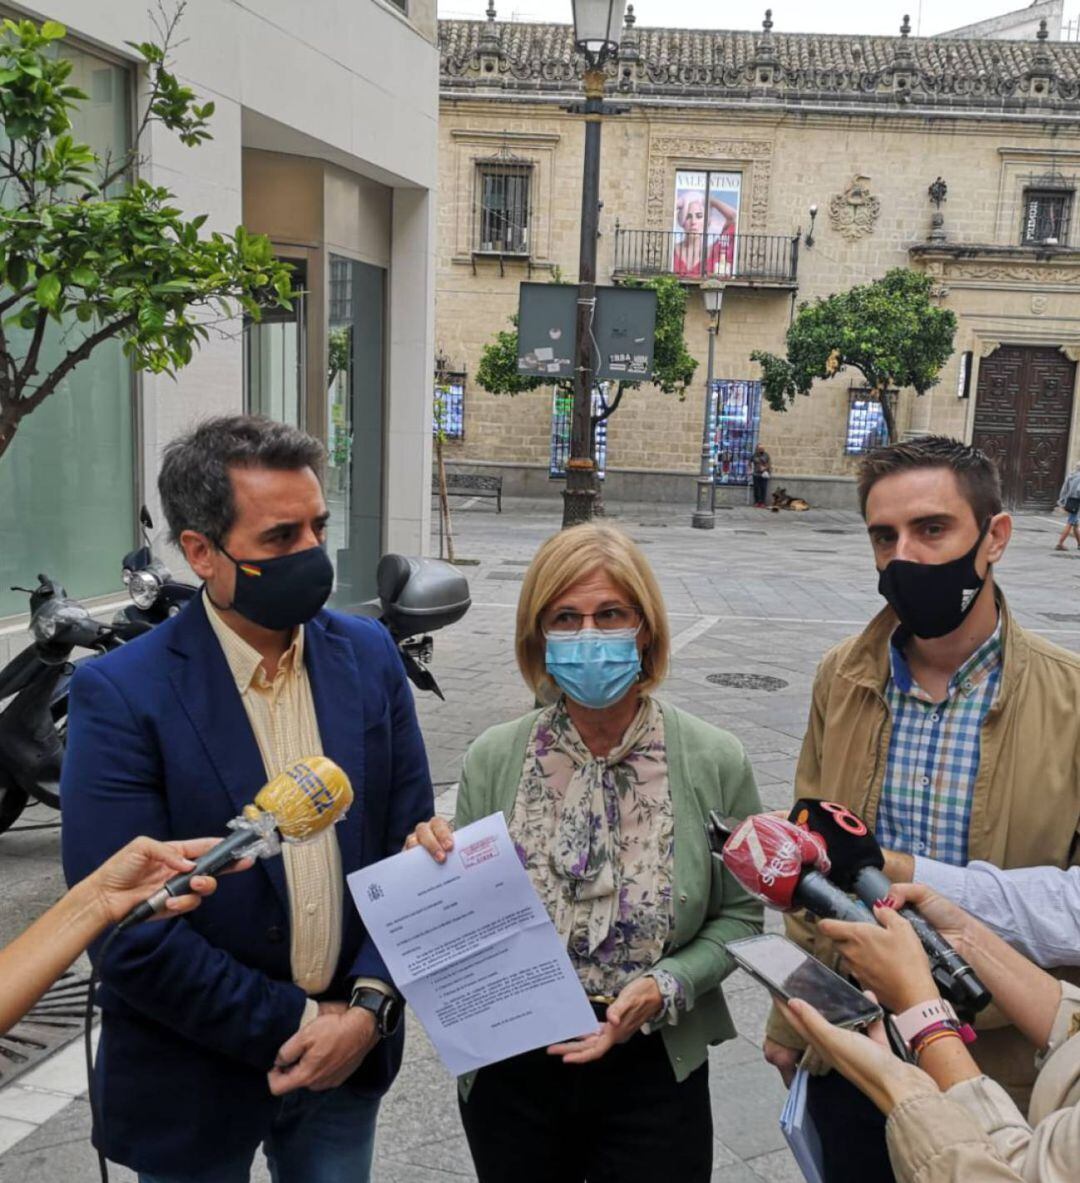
[766,592,1080,1103]
[886,982,1080,1182]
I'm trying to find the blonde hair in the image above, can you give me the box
[515,524,671,699]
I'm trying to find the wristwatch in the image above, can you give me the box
[348,979,403,1039]
[893,997,958,1051]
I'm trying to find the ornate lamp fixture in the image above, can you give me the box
[571,0,626,66]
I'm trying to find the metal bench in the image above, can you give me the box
[431,471,503,512]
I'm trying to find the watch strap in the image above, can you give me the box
[894,998,958,1048]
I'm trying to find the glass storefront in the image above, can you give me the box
[328,254,385,608]
[0,43,133,618]
[243,250,385,607]
[245,261,307,427]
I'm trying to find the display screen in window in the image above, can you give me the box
[671,170,741,279]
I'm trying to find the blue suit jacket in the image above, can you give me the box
[60,597,434,1174]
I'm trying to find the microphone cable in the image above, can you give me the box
[84,926,120,1183]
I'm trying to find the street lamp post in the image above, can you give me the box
[562,0,626,529]
[692,279,724,530]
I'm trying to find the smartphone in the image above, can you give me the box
[726,933,883,1030]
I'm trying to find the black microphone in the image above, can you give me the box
[789,799,991,1017]
[115,757,355,931]
[707,811,876,925]
[117,828,264,931]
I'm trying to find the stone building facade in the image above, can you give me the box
[435,9,1080,509]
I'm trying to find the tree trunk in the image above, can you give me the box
[880,391,898,444]
[0,402,21,461]
[435,432,455,564]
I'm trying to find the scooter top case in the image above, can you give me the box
[376,554,471,640]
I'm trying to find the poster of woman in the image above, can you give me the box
[671,171,741,278]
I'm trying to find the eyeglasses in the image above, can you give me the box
[542,605,643,635]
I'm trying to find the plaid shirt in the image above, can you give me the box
[875,620,1003,866]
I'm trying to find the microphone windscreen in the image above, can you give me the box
[254,757,353,841]
[721,815,831,911]
[788,798,883,889]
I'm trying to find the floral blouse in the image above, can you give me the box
[508,695,685,1024]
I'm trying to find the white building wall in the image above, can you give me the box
[942,0,1064,40]
[5,0,437,574]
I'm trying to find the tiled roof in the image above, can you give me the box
[439,16,1080,110]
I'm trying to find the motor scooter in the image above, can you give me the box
[0,576,150,833]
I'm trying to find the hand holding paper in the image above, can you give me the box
[348,812,597,1076]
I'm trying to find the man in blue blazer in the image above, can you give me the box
[61,415,435,1182]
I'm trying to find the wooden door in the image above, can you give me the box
[971,345,1076,510]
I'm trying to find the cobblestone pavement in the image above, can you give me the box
[2,496,1079,1182]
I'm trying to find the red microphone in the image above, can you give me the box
[719,814,874,923]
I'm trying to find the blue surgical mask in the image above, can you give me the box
[544,627,642,710]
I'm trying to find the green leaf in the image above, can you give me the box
[70,266,98,288]
[35,273,61,308]
[40,20,66,40]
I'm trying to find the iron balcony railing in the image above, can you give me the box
[613,227,800,285]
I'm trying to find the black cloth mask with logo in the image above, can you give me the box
[877,519,991,640]
[214,544,334,631]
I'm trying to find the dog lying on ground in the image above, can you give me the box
[771,487,810,512]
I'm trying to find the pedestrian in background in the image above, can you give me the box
[752,443,771,507]
[1054,461,1080,551]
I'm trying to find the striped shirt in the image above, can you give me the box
[875,620,1003,866]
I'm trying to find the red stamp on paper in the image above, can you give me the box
[459,835,499,869]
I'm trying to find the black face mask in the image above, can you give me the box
[877,519,991,640]
[214,544,334,631]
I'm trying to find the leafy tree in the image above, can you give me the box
[750,268,956,442]
[475,274,698,428]
[0,8,293,460]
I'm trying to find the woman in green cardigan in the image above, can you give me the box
[406,523,763,1182]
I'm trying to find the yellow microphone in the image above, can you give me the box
[117,757,353,929]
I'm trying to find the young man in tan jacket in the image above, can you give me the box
[762,437,1080,1183]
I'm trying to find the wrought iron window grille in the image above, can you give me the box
[474,144,533,257]
[845,388,897,455]
[550,387,608,479]
[708,379,763,485]
[434,372,466,440]
[1021,178,1075,246]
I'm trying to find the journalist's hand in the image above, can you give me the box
[89,836,250,926]
[884,882,975,957]
[778,996,936,1116]
[268,1003,378,1095]
[817,905,937,1013]
[403,816,454,863]
[547,977,662,1065]
[763,1036,801,1088]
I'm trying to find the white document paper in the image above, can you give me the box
[779,1066,826,1183]
[347,812,597,1076]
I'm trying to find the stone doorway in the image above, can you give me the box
[971,345,1076,510]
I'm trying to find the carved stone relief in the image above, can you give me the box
[828,174,880,240]
[946,265,1080,286]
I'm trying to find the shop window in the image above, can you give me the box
[474,149,532,255]
[1022,188,1073,245]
